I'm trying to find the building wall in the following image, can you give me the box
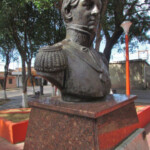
[145,66,150,88]
[6,76,17,88]
[109,60,150,90]
[16,76,22,87]
[0,76,17,89]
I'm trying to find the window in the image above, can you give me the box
[9,79,12,84]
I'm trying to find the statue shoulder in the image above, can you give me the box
[35,43,67,73]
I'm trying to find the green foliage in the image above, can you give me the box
[0,0,65,59]
[31,0,54,10]
[32,1,65,46]
[0,0,65,101]
[103,0,150,39]
[0,0,149,63]
[28,0,62,10]
[0,30,16,63]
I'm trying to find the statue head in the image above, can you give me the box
[61,0,102,34]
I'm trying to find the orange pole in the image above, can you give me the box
[125,35,130,96]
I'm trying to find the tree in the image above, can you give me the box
[32,0,65,45]
[0,0,39,107]
[96,0,150,62]
[31,0,150,62]
[0,0,65,107]
[0,32,16,99]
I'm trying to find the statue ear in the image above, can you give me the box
[62,0,79,22]
[64,5,72,21]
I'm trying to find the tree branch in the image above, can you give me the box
[103,29,110,41]
[95,0,109,51]
[124,1,138,19]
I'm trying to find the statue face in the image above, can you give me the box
[71,0,101,33]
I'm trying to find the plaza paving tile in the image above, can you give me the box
[0,137,24,150]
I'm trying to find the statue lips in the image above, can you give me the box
[88,16,97,30]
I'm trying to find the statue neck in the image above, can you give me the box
[66,24,95,48]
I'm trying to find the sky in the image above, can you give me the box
[110,43,150,63]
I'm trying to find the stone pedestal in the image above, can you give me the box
[24,94,138,150]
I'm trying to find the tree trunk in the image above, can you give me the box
[26,60,35,96]
[104,29,123,62]
[22,92,28,108]
[11,23,28,107]
[95,23,102,51]
[3,54,10,99]
[21,57,28,107]
[3,90,7,99]
[31,75,35,95]
[40,78,44,95]
[95,0,109,51]
[103,40,114,62]
[51,84,55,96]
[27,61,35,95]
[3,75,8,99]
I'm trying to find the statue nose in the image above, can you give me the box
[91,5,99,15]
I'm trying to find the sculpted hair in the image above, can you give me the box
[61,0,79,23]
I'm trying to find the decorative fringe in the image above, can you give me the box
[35,44,67,72]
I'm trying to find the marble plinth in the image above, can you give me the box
[24,94,138,150]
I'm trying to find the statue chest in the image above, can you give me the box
[63,50,110,97]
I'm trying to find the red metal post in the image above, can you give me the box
[125,35,130,96]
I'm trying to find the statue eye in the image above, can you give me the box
[83,2,94,9]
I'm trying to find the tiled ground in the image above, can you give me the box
[0,137,24,150]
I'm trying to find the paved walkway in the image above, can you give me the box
[0,85,53,110]
[0,85,53,149]
[115,89,150,105]
[0,137,24,150]
[0,88,150,111]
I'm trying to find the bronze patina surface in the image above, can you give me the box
[34,0,111,102]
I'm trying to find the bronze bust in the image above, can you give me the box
[35,0,111,102]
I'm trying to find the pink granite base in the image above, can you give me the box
[24,94,138,150]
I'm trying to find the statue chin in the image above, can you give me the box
[88,25,97,32]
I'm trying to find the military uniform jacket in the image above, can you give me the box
[35,39,111,102]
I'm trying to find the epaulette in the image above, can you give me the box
[34,43,67,72]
